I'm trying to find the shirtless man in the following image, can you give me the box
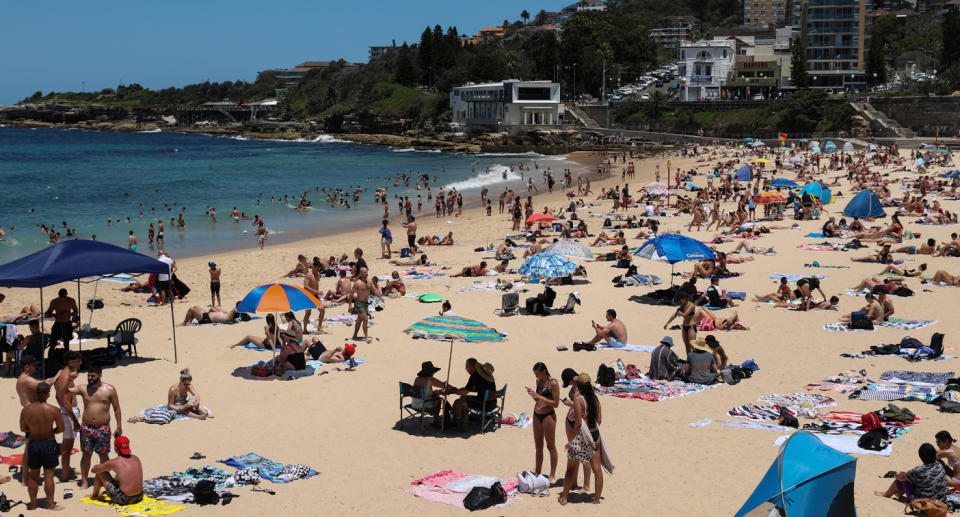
[664,292,697,354]
[841,292,884,324]
[581,309,627,348]
[90,436,143,506]
[16,355,51,485]
[256,222,268,250]
[324,270,352,303]
[45,288,78,359]
[450,261,490,278]
[302,260,325,332]
[127,230,137,251]
[874,287,895,321]
[179,305,239,326]
[401,216,418,253]
[350,267,381,343]
[208,261,221,307]
[156,220,164,248]
[20,383,64,510]
[54,350,82,482]
[67,365,122,490]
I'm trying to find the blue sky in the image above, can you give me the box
[1,0,563,104]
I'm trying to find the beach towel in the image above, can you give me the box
[185,316,261,327]
[595,343,655,352]
[797,244,839,251]
[728,403,791,421]
[407,470,518,509]
[143,475,235,502]
[140,405,213,423]
[0,431,26,449]
[823,319,938,332]
[850,384,941,402]
[499,412,532,429]
[880,371,953,386]
[1,453,23,465]
[172,466,234,487]
[595,378,721,402]
[768,273,827,282]
[774,433,892,456]
[219,453,319,484]
[81,495,185,516]
[757,393,837,409]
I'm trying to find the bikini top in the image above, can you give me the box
[537,379,553,401]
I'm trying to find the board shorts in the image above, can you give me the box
[51,321,73,344]
[106,480,143,506]
[605,336,626,348]
[80,423,111,455]
[354,300,369,315]
[27,439,60,470]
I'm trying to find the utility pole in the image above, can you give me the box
[602,59,607,106]
[573,63,577,103]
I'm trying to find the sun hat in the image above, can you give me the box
[417,361,441,377]
[477,362,495,382]
[692,338,711,353]
[660,336,674,346]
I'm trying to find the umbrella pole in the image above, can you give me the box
[88,280,100,329]
[39,288,45,378]
[170,296,178,363]
[76,279,81,352]
[272,312,278,365]
[441,338,453,433]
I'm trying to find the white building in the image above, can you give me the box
[678,39,736,101]
[450,80,564,130]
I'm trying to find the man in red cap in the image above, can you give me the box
[90,435,143,505]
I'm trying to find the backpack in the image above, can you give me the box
[400,248,411,258]
[603,218,612,227]
[849,319,874,330]
[857,427,890,451]
[861,411,882,431]
[899,336,923,349]
[525,296,546,316]
[625,264,638,277]
[721,368,740,385]
[192,480,220,506]
[86,299,104,310]
[596,364,616,387]
[542,286,557,308]
[308,341,326,361]
[251,365,271,377]
[778,408,798,428]
[905,498,948,517]
[463,481,506,511]
[930,332,945,358]
[870,344,900,355]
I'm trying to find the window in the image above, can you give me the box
[517,87,552,101]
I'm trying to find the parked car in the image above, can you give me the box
[640,93,651,101]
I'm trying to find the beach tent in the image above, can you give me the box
[915,158,926,167]
[842,141,854,152]
[770,178,800,188]
[735,165,753,181]
[734,432,857,517]
[824,141,838,152]
[0,240,175,374]
[800,182,832,204]
[842,190,886,218]
[868,144,878,151]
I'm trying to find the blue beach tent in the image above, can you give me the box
[735,165,753,181]
[800,182,832,204]
[842,190,886,219]
[824,141,838,152]
[770,178,799,188]
[734,432,857,517]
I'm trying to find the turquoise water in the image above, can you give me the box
[0,127,558,261]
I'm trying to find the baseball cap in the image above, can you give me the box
[114,435,132,456]
[561,368,578,388]
[343,344,356,359]
[208,261,216,267]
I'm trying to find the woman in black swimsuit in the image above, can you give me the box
[276,312,306,373]
[527,362,560,481]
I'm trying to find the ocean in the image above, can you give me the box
[0,126,570,262]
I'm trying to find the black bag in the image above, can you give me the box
[614,258,631,268]
[192,480,220,506]
[542,286,557,308]
[603,218,612,227]
[940,400,960,413]
[525,297,545,316]
[778,408,799,428]
[931,332,945,358]
[597,364,616,387]
[899,336,923,349]
[308,341,326,360]
[86,299,104,310]
[870,344,900,355]
[463,481,506,511]
[857,428,890,451]
[849,319,874,330]
[892,286,914,297]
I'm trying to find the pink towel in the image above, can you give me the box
[410,470,468,486]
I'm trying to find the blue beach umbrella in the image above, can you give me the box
[518,252,577,279]
[735,165,753,181]
[942,170,960,179]
[633,234,716,284]
[842,190,886,219]
[823,141,838,152]
[545,240,594,260]
[800,182,832,204]
[770,178,800,188]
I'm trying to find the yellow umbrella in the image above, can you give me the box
[755,158,771,164]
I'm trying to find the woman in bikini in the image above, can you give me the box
[527,362,560,482]
[931,269,960,286]
[231,313,277,349]
[276,312,306,373]
[389,254,430,267]
[695,307,748,331]
[559,372,603,505]
[166,369,212,420]
[879,263,927,277]
[753,277,794,303]
[936,430,960,487]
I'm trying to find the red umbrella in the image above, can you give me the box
[526,213,557,224]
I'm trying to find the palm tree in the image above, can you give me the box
[534,9,548,26]
[521,10,530,25]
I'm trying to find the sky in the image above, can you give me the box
[0,0,565,104]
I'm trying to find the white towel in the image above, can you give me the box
[773,433,892,456]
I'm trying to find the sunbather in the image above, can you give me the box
[451,261,490,277]
[930,270,960,286]
[935,431,960,487]
[850,277,906,292]
[389,254,431,266]
[852,243,893,263]
[879,263,927,277]
[117,278,153,293]
[840,292,884,323]
[179,305,240,326]
[875,443,951,501]
[731,241,775,254]
[381,271,406,296]
[695,307,748,330]
[893,238,936,255]
[324,270,352,302]
[594,245,630,263]
[284,255,310,277]
[231,313,277,349]
[590,231,625,247]
[167,369,212,420]
[419,232,454,246]
[753,277,794,303]
[2,304,42,323]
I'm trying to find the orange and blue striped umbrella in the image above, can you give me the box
[405,315,502,342]
[236,283,321,313]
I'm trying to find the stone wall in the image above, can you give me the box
[870,96,960,135]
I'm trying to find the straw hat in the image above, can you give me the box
[477,362,495,382]
[692,338,711,353]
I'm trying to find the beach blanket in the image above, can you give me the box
[1,453,22,465]
[880,371,954,386]
[595,343,655,352]
[172,466,234,487]
[595,378,721,402]
[140,405,213,422]
[768,273,827,282]
[849,383,941,402]
[81,495,185,516]
[236,357,368,379]
[407,470,518,509]
[757,393,837,409]
[823,319,938,332]
[797,244,839,251]
[774,433,892,456]
[219,453,318,484]
[0,431,26,449]
[185,316,261,327]
[400,268,448,280]
[143,475,235,502]
[499,412,532,429]
[728,403,792,421]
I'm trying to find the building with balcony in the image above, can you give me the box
[450,80,564,129]
[801,0,868,90]
[743,0,790,26]
[649,17,699,48]
[678,39,736,101]
[562,0,606,13]
[276,61,360,86]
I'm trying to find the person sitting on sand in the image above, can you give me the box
[704,335,728,370]
[439,300,456,317]
[931,269,960,286]
[879,263,927,277]
[591,231,625,247]
[648,336,682,381]
[690,259,717,279]
[179,305,242,326]
[451,358,496,429]
[579,309,627,348]
[875,443,951,502]
[935,430,960,486]
[494,259,513,274]
[381,271,406,296]
[389,254,431,266]
[753,277,794,303]
[90,436,143,506]
[166,369,212,420]
[276,317,306,373]
[840,292,884,324]
[683,338,718,384]
[874,287,896,321]
[696,276,736,308]
[323,270,352,304]
[451,261,490,277]
[231,314,277,349]
[776,296,839,309]
[594,245,630,263]
[285,255,310,277]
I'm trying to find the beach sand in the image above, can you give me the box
[2,146,958,515]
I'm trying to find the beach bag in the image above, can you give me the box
[939,400,960,414]
[86,299,104,310]
[603,218,612,227]
[144,407,176,425]
[931,333,945,358]
[542,286,557,308]
[871,344,900,355]
[880,404,915,423]
[525,297,545,316]
[463,481,506,511]
[857,428,890,451]
[400,248,411,258]
[192,480,220,506]
[721,368,740,385]
[778,408,798,428]
[905,498,948,517]
[861,411,882,431]
[850,310,867,322]
[899,336,923,349]
[308,341,326,361]
[596,364,616,387]
[251,365,271,377]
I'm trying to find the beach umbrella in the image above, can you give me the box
[823,141,838,152]
[751,141,766,147]
[771,178,800,188]
[518,252,578,279]
[842,190,886,218]
[236,283,322,363]
[545,240,594,260]
[633,234,716,285]
[404,315,502,431]
[935,148,951,154]
[800,182,832,204]
[942,170,960,179]
[788,156,804,163]
[643,181,669,196]
[753,192,787,205]
[526,213,557,225]
[744,137,754,141]
[915,158,926,167]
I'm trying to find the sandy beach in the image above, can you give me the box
[3,143,960,516]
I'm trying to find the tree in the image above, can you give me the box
[534,9,548,25]
[521,10,530,25]
[396,43,417,87]
[645,90,667,121]
[417,27,434,86]
[791,39,810,88]
[943,8,960,66]
[864,36,887,87]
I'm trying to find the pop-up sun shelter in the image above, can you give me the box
[0,240,176,374]
[843,190,886,219]
[735,165,753,181]
[734,432,857,517]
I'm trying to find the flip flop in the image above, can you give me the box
[556,346,568,351]
[190,452,206,460]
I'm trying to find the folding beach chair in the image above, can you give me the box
[495,293,520,317]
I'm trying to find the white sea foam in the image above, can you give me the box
[137,128,162,133]
[311,134,349,143]
[391,147,441,153]
[444,165,521,190]
[473,151,546,158]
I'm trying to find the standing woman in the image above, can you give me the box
[527,362,560,482]
[559,372,605,505]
